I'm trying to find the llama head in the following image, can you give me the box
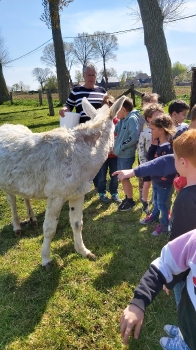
[82,95,126,123]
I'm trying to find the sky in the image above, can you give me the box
[1,0,196,90]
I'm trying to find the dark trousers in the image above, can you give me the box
[98,157,118,195]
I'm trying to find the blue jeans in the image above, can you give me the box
[117,156,135,170]
[152,183,172,227]
[174,281,185,307]
[98,157,118,195]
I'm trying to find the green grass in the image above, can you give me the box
[0,100,179,350]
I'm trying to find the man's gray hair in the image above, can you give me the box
[83,62,97,76]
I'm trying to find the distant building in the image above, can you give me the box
[97,76,120,89]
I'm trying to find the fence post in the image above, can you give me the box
[190,67,196,113]
[46,90,54,116]
[130,83,136,107]
[39,90,43,106]
[10,91,13,105]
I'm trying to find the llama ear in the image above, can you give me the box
[82,97,97,120]
[110,95,126,117]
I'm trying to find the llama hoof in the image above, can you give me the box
[14,229,22,237]
[30,218,38,227]
[42,261,52,270]
[87,252,96,261]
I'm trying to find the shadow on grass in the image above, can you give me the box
[0,107,49,116]
[0,262,61,349]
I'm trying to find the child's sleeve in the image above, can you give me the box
[138,132,147,164]
[130,231,194,312]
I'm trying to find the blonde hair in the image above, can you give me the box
[173,129,196,167]
[102,94,115,107]
[143,103,164,122]
[150,114,176,142]
[141,92,159,106]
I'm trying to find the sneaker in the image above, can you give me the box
[118,197,127,210]
[112,194,122,204]
[118,198,135,212]
[140,213,159,225]
[99,195,111,204]
[160,335,182,350]
[141,200,150,214]
[164,325,179,338]
[151,223,168,236]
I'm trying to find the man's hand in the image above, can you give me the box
[112,169,135,181]
[120,304,144,345]
[59,106,70,117]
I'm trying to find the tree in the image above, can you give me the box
[41,41,76,72]
[32,67,52,90]
[74,70,83,83]
[172,61,187,79]
[11,83,21,91]
[92,32,118,90]
[45,75,58,91]
[41,0,73,104]
[40,41,76,86]
[136,0,176,103]
[129,0,187,24]
[73,32,95,67]
[0,32,10,104]
[98,67,118,79]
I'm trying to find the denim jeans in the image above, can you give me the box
[174,281,185,307]
[152,182,172,226]
[117,156,135,170]
[98,157,118,195]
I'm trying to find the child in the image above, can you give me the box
[138,93,160,199]
[138,103,164,213]
[120,229,196,350]
[168,99,189,139]
[139,114,176,236]
[173,104,196,192]
[114,97,139,211]
[97,95,121,204]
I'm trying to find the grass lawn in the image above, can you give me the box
[0,96,180,350]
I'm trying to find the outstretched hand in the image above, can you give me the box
[112,169,135,181]
[120,304,144,345]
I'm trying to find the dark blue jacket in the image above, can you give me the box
[134,154,176,187]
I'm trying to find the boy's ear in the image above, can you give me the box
[180,157,188,167]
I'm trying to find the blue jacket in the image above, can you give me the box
[134,154,176,186]
[114,110,139,158]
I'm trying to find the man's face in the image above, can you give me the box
[83,68,96,88]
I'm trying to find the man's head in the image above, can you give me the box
[143,103,164,123]
[83,62,97,89]
[173,129,196,175]
[168,100,189,125]
[117,97,133,119]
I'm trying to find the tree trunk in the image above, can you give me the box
[0,63,10,104]
[103,58,108,90]
[137,0,176,104]
[49,0,70,105]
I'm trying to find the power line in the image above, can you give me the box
[6,13,196,64]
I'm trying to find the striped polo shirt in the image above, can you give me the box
[65,85,107,123]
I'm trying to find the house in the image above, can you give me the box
[97,76,120,89]
[125,78,140,87]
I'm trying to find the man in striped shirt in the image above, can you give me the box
[59,62,107,124]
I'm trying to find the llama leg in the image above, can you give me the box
[69,196,96,260]
[6,193,21,234]
[41,197,64,267]
[24,198,37,226]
